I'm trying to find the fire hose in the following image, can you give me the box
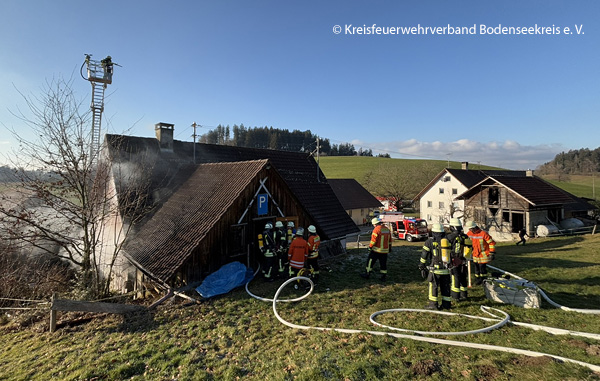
[246,275,600,373]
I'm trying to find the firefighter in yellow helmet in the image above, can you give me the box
[446,218,472,301]
[419,223,452,310]
[465,221,496,285]
[360,217,392,281]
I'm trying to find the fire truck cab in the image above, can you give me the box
[378,212,429,242]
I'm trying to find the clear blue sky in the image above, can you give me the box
[1,1,598,170]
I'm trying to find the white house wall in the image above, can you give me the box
[419,173,468,224]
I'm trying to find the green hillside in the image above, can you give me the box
[319,157,599,201]
[318,156,498,182]
[544,174,599,200]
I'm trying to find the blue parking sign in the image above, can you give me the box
[257,193,268,215]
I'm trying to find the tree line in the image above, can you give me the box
[537,147,600,176]
[198,124,391,157]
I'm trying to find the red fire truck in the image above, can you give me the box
[378,212,429,242]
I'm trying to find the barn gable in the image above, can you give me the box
[123,159,306,285]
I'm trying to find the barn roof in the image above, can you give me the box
[413,168,527,201]
[104,134,359,240]
[457,175,574,206]
[327,179,382,210]
[123,160,271,282]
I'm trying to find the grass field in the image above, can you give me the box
[544,174,599,200]
[2,234,600,380]
[318,157,499,184]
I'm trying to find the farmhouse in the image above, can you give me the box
[416,162,595,241]
[415,162,526,225]
[327,179,382,226]
[456,173,595,240]
[98,123,359,293]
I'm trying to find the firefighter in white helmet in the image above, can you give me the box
[360,217,392,281]
[286,221,296,247]
[274,221,287,277]
[288,227,308,278]
[446,218,472,301]
[465,221,496,285]
[306,225,320,282]
[257,222,276,281]
[419,223,452,310]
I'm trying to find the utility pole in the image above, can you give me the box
[316,137,320,183]
[191,122,199,164]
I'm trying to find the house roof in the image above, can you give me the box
[457,175,574,206]
[327,179,382,210]
[413,168,527,201]
[124,160,271,282]
[105,134,359,240]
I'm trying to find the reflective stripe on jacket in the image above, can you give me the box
[308,234,320,258]
[288,237,308,269]
[467,228,495,264]
[370,224,391,254]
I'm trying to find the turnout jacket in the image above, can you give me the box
[369,224,392,254]
[467,228,496,264]
[288,236,309,270]
[420,233,452,275]
[445,230,472,266]
[307,234,320,259]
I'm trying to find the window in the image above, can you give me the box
[427,201,432,208]
[427,214,432,221]
[488,187,499,205]
[452,188,458,195]
[439,188,445,194]
[443,176,451,182]
[439,201,445,209]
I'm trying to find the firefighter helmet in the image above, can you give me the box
[296,227,304,236]
[432,223,444,233]
[449,218,462,227]
[287,221,295,228]
[265,222,273,230]
[275,221,284,228]
[371,217,381,226]
[465,221,477,229]
[308,225,316,233]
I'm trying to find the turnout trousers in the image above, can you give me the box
[450,265,468,300]
[428,272,452,309]
[365,251,388,275]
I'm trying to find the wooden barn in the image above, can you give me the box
[98,123,359,293]
[456,171,589,240]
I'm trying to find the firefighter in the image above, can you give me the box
[274,221,288,277]
[418,223,452,310]
[307,225,320,282]
[257,222,276,281]
[288,227,308,278]
[446,218,472,301]
[465,221,496,285]
[286,221,296,247]
[360,217,392,281]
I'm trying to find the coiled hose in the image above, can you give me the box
[246,275,600,372]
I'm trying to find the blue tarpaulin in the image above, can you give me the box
[195,261,254,299]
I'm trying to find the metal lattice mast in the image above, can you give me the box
[82,54,115,164]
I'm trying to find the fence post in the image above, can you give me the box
[49,292,57,333]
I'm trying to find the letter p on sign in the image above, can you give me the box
[257,193,268,215]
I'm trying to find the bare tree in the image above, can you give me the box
[363,162,440,211]
[0,77,152,298]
